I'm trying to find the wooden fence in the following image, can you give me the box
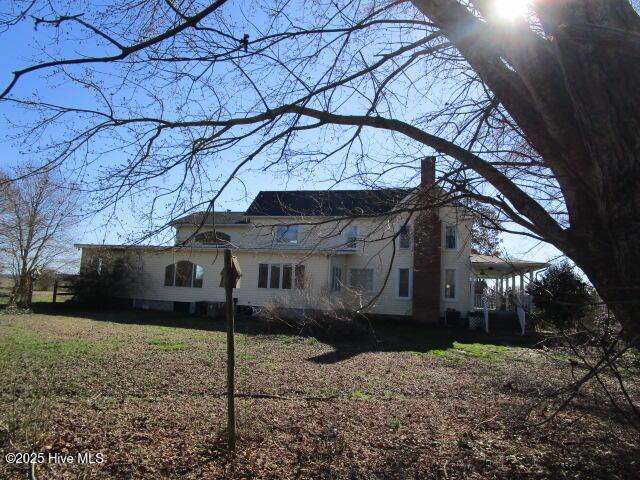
[52,275,78,303]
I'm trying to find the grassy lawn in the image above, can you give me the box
[0,309,637,479]
[0,288,53,305]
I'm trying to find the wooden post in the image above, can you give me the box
[224,249,236,451]
[469,272,475,310]
[52,279,58,303]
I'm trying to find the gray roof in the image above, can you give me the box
[246,189,410,217]
[170,211,248,226]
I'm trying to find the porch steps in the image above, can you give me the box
[488,311,521,332]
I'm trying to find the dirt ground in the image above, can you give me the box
[0,308,637,479]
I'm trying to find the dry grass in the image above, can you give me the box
[0,288,53,305]
[0,309,637,479]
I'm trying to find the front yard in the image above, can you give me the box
[0,308,637,479]
[0,288,53,305]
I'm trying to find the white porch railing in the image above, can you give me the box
[513,292,532,335]
[472,291,533,336]
[473,293,497,310]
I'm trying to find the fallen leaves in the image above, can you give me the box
[0,310,637,479]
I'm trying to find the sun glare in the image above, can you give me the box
[494,0,530,20]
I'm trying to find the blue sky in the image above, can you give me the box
[0,3,562,264]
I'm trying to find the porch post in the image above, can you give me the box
[469,271,476,310]
[509,275,514,309]
[519,272,525,292]
[483,296,489,333]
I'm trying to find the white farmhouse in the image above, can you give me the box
[76,159,547,330]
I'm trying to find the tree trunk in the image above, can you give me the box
[10,273,34,308]
[411,0,640,337]
[566,221,640,343]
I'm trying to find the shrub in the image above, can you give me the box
[527,260,592,329]
[34,268,56,291]
[71,249,140,307]
[258,290,372,341]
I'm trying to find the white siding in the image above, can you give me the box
[82,205,473,317]
[439,206,473,315]
[127,249,331,309]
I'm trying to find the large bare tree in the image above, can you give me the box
[0,0,639,336]
[0,167,79,307]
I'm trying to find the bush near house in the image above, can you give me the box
[527,261,592,329]
[34,268,57,291]
[261,293,372,341]
[71,250,139,307]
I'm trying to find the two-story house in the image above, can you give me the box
[76,159,547,327]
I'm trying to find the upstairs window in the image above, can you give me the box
[195,230,230,245]
[444,225,457,249]
[399,225,411,249]
[276,225,299,244]
[164,261,204,288]
[345,225,358,249]
[349,268,374,293]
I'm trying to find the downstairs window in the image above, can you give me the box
[258,263,306,290]
[164,261,204,288]
[349,268,374,293]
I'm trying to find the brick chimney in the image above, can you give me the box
[412,157,441,323]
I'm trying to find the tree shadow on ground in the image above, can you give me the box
[27,303,540,364]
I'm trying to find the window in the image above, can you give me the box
[195,230,230,245]
[445,225,457,249]
[399,225,411,249]
[331,266,342,292]
[349,268,374,292]
[398,268,411,298]
[282,264,293,289]
[175,260,194,287]
[258,263,306,289]
[194,265,204,288]
[164,263,175,286]
[295,265,305,289]
[345,225,358,249]
[276,224,299,243]
[164,261,203,288]
[444,269,456,299]
[269,264,281,289]
[258,264,268,288]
